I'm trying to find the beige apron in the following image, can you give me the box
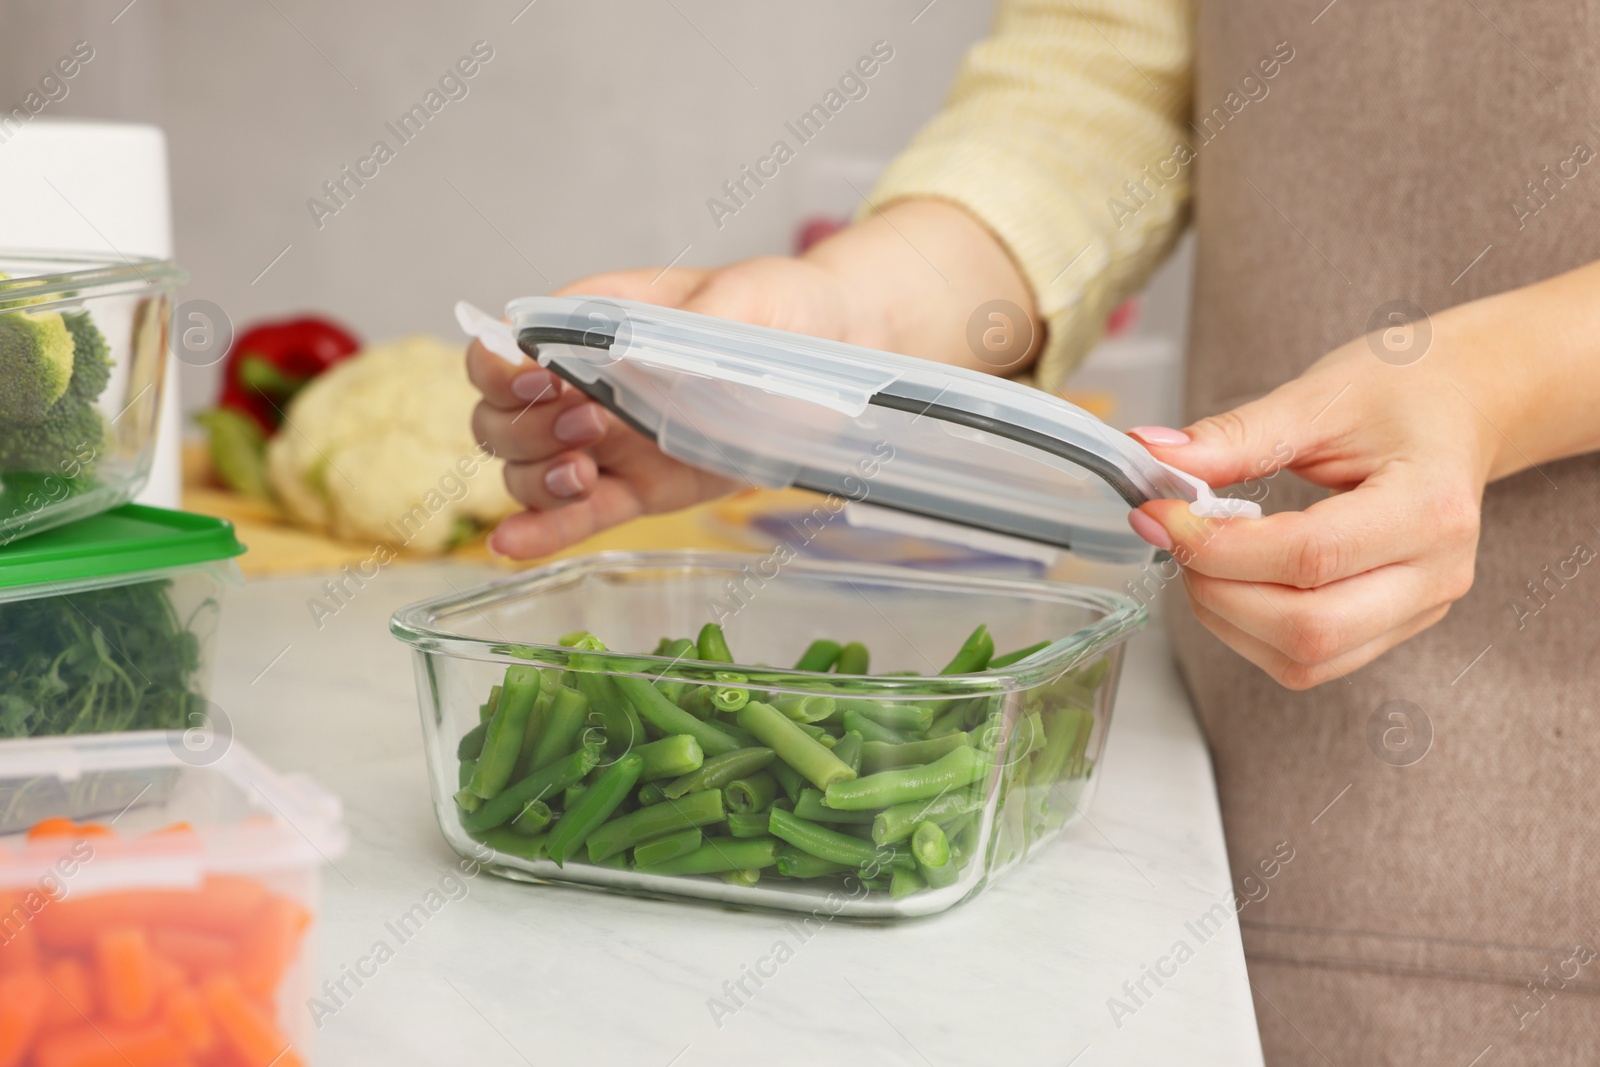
[1178,2,1600,1064]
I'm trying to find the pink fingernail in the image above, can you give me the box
[552,404,605,444]
[545,462,585,498]
[512,370,555,401]
[1128,509,1174,550]
[1129,425,1192,447]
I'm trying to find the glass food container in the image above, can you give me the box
[0,731,346,1066]
[0,253,185,546]
[0,505,245,745]
[405,297,1261,918]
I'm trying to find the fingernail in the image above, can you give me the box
[511,370,555,401]
[545,462,585,498]
[1128,509,1174,551]
[552,404,605,444]
[1128,425,1192,447]
[486,528,508,557]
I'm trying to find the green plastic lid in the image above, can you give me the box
[0,504,245,589]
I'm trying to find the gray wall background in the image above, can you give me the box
[0,0,1191,417]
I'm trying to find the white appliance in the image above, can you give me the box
[0,119,183,509]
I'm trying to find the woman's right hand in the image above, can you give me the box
[467,199,1041,559]
[467,256,879,559]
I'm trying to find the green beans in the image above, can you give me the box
[772,693,837,724]
[458,759,477,791]
[664,747,775,799]
[989,640,1051,669]
[940,624,994,675]
[775,847,853,879]
[570,636,646,755]
[480,684,501,723]
[835,641,870,675]
[637,782,667,806]
[474,827,547,861]
[453,787,481,813]
[527,686,590,772]
[793,639,842,672]
[832,730,863,775]
[768,808,914,871]
[632,828,703,867]
[511,800,553,836]
[836,699,933,735]
[633,734,705,781]
[637,836,778,876]
[585,788,726,862]
[466,665,543,799]
[737,702,857,789]
[793,788,874,825]
[613,674,742,756]
[1029,706,1092,787]
[546,753,644,866]
[872,790,984,846]
[461,742,601,834]
[726,811,773,838]
[912,821,957,888]
[696,622,733,663]
[771,761,804,804]
[721,868,762,887]
[724,773,777,814]
[823,745,989,811]
[859,732,971,776]
[710,670,750,713]
[456,721,489,761]
[841,709,912,745]
[890,868,928,899]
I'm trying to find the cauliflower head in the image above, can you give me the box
[265,334,518,552]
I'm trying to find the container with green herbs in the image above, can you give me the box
[392,551,1142,918]
[0,504,244,778]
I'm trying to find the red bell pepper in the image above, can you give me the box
[216,316,360,433]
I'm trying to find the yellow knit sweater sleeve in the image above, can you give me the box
[868,0,1194,392]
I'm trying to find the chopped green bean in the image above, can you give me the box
[796,722,839,748]
[637,782,667,806]
[775,847,853,879]
[467,665,542,799]
[697,622,733,663]
[890,867,928,899]
[721,868,762,887]
[793,639,842,672]
[511,800,553,836]
[771,761,804,804]
[458,759,477,790]
[453,787,481,813]
[664,747,775,799]
[737,702,856,789]
[859,732,971,775]
[823,745,990,811]
[836,698,933,735]
[841,709,913,745]
[513,669,560,775]
[835,641,870,675]
[456,721,489,761]
[724,773,777,814]
[613,674,742,756]
[772,693,837,724]
[912,821,957,888]
[528,686,590,772]
[570,636,646,754]
[586,788,726,862]
[832,730,863,774]
[637,836,779,875]
[474,827,547,861]
[726,810,772,838]
[461,742,601,834]
[989,640,1051,669]
[925,702,970,738]
[940,624,994,675]
[710,670,750,713]
[1029,706,1091,786]
[768,808,913,871]
[633,734,705,781]
[479,684,502,723]
[632,828,704,867]
[793,788,874,825]
[546,753,644,866]
[872,790,984,846]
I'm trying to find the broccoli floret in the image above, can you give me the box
[0,310,75,423]
[61,311,112,404]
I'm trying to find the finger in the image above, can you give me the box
[488,481,648,559]
[1132,472,1467,588]
[500,451,600,509]
[1183,562,1449,665]
[1189,596,1451,690]
[472,394,608,464]
[556,267,709,307]
[466,338,561,411]
[1128,374,1334,488]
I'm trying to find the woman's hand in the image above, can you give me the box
[469,199,1038,558]
[1126,265,1600,689]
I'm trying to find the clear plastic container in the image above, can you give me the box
[392,551,1144,918]
[0,731,346,1066]
[0,505,244,743]
[1,253,185,546]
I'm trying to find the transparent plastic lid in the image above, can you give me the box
[460,298,1258,563]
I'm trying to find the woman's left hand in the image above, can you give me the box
[1125,297,1529,689]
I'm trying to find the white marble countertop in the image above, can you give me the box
[214,562,1264,1066]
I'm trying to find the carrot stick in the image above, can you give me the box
[0,896,42,974]
[151,927,235,977]
[96,927,156,1024]
[162,984,214,1054]
[40,957,95,1027]
[33,1023,186,1067]
[201,973,304,1067]
[26,818,80,840]
[0,970,48,1067]
[235,897,310,997]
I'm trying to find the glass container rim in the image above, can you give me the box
[0,251,186,302]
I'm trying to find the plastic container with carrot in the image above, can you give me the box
[0,733,346,1066]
